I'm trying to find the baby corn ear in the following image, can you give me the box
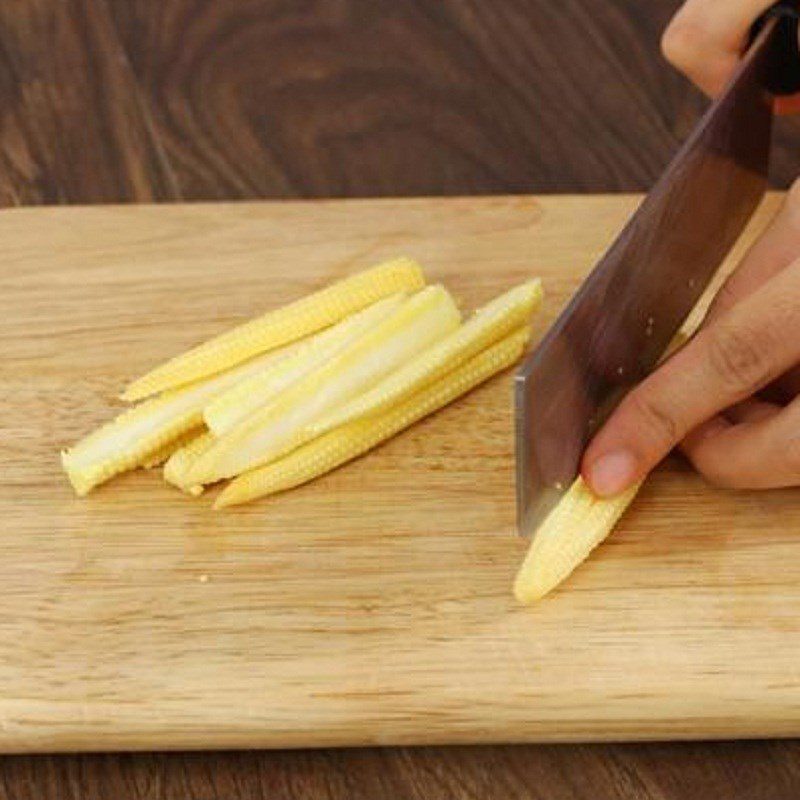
[140,426,205,469]
[61,397,202,497]
[312,279,543,436]
[62,348,281,496]
[216,326,531,508]
[513,477,641,604]
[122,258,426,401]
[163,429,216,495]
[204,294,405,437]
[512,331,689,603]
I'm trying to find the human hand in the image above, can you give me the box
[661,0,800,113]
[582,184,800,494]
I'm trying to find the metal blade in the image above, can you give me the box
[515,18,780,538]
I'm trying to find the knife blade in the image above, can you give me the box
[515,12,792,538]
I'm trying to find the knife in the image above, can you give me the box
[515,2,800,538]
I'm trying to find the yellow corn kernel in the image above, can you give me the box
[141,426,205,469]
[163,429,216,495]
[513,476,641,604]
[312,279,543,436]
[122,258,426,401]
[216,326,531,508]
[62,347,283,496]
[204,294,405,437]
[187,285,461,485]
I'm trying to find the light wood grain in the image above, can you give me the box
[1,193,798,754]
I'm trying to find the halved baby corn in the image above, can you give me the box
[203,294,405,437]
[62,264,544,509]
[163,429,217,495]
[311,279,543,436]
[513,477,641,603]
[122,258,426,401]
[216,326,532,508]
[62,347,287,496]
[186,285,461,485]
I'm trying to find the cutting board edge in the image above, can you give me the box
[3,720,800,754]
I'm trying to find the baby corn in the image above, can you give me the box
[216,326,532,508]
[312,279,543,436]
[513,477,641,603]
[187,285,461,485]
[163,429,216,495]
[141,426,205,469]
[122,258,426,401]
[512,331,688,603]
[204,294,405,437]
[62,347,284,496]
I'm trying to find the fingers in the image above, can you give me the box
[725,397,781,424]
[703,183,800,401]
[582,260,800,496]
[682,396,800,489]
[679,399,780,458]
[706,180,800,323]
[661,0,776,97]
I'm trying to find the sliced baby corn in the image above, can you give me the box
[187,285,461,485]
[513,476,642,603]
[62,347,286,496]
[311,279,543,436]
[163,429,216,496]
[216,326,532,508]
[122,258,426,401]
[204,294,405,437]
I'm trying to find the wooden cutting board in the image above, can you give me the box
[2,193,800,754]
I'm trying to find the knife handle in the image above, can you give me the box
[750,0,800,94]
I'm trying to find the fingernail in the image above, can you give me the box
[587,450,638,497]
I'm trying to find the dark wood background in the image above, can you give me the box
[2,0,799,797]
[2,0,800,208]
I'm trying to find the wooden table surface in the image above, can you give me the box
[1,0,799,797]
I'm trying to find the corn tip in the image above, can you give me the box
[513,477,641,604]
[183,457,208,486]
[64,468,91,497]
[61,450,88,496]
[212,491,232,509]
[512,576,540,605]
[512,565,553,605]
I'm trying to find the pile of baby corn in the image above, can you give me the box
[62,257,652,603]
[62,258,543,510]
